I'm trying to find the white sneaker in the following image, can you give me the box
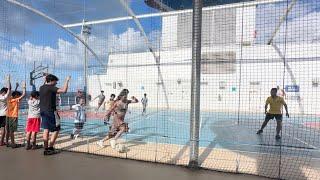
[97,140,104,148]
[74,134,79,140]
[110,139,116,149]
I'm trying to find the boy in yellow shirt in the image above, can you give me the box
[257,88,289,140]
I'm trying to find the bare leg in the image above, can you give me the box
[43,129,49,149]
[276,120,282,136]
[26,132,31,146]
[10,132,15,145]
[31,132,37,145]
[0,127,5,144]
[5,124,9,144]
[49,131,59,148]
[114,127,125,140]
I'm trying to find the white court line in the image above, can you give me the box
[283,132,318,150]
[128,113,158,125]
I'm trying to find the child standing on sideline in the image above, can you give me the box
[70,98,86,139]
[25,91,42,150]
[6,82,26,148]
[0,75,11,146]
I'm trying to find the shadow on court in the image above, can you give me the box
[0,147,269,180]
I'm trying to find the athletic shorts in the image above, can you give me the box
[74,122,84,130]
[265,113,283,122]
[108,122,129,138]
[0,116,6,128]
[26,118,41,132]
[41,111,61,132]
[6,117,18,132]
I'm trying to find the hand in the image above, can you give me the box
[66,76,71,81]
[6,75,10,81]
[16,82,19,88]
[21,82,26,89]
[286,112,289,118]
[265,111,267,114]
[131,96,136,99]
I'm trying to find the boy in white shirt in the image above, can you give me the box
[70,98,86,139]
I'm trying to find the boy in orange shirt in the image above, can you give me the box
[6,82,26,148]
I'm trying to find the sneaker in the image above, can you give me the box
[275,135,281,140]
[70,134,74,139]
[74,134,79,140]
[44,147,61,156]
[26,144,32,150]
[97,140,104,148]
[32,144,43,150]
[110,139,116,149]
[256,129,263,135]
[11,144,24,149]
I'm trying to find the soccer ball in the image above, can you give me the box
[116,144,126,153]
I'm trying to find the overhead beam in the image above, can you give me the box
[64,0,285,28]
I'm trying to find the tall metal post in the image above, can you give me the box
[81,20,91,106]
[189,0,202,168]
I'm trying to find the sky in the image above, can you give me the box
[0,0,320,91]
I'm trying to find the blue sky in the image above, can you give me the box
[1,0,320,91]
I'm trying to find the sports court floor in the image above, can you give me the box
[0,147,269,180]
[12,109,320,179]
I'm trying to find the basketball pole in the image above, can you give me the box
[189,0,202,168]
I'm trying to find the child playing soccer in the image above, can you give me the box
[97,89,138,149]
[6,82,26,148]
[257,88,289,140]
[70,98,86,139]
[25,91,42,150]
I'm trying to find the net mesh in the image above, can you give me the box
[0,0,320,179]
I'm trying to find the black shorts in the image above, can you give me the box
[74,122,84,130]
[265,114,283,121]
[41,111,61,132]
[0,116,6,128]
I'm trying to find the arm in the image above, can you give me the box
[265,104,268,114]
[283,100,289,117]
[4,75,11,97]
[17,82,26,101]
[57,76,71,94]
[71,104,80,110]
[129,96,139,104]
[104,101,118,121]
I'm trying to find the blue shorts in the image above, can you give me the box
[41,111,61,132]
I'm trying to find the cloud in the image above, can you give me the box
[0,28,161,71]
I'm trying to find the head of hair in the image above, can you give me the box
[30,91,40,98]
[45,74,59,83]
[11,91,22,98]
[0,87,8,94]
[117,90,128,100]
[101,90,104,93]
[111,94,115,98]
[271,88,278,92]
[144,93,147,96]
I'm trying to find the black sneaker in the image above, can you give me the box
[32,144,43,150]
[44,147,61,156]
[70,134,74,139]
[26,145,32,150]
[11,144,24,149]
[256,130,263,135]
[275,135,281,140]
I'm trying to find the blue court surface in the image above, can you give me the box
[17,109,320,158]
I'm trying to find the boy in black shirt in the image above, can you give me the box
[40,74,71,155]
